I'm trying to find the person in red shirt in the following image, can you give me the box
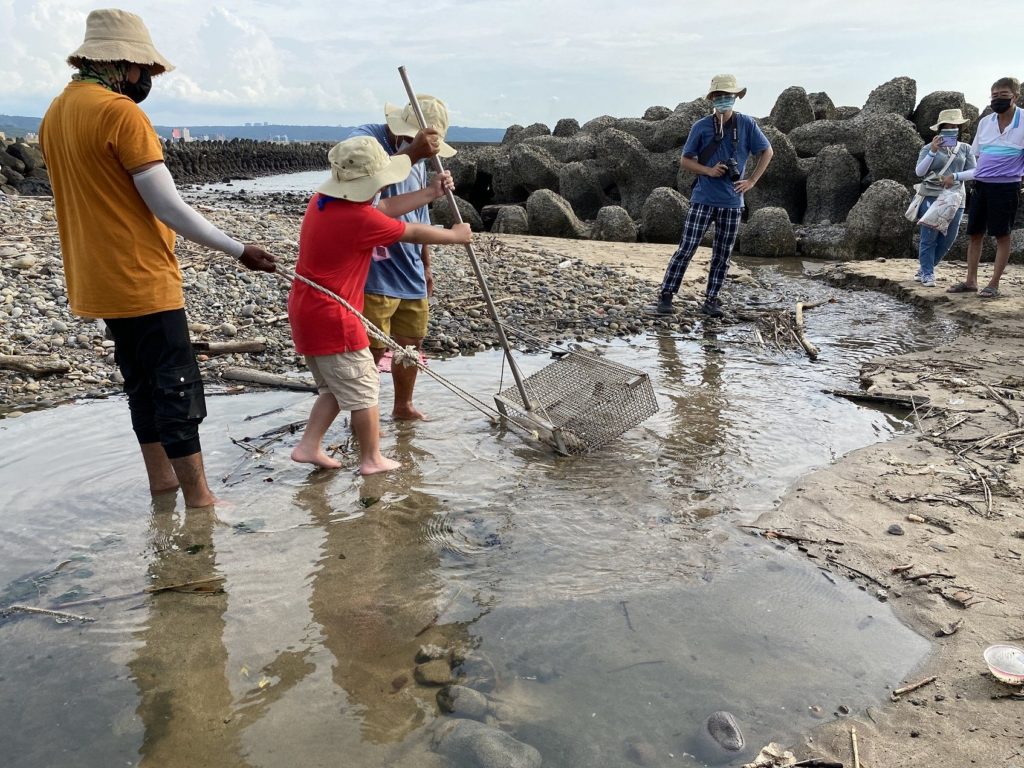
[289,136,471,473]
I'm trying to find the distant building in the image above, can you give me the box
[23,131,39,143]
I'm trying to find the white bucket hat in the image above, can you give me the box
[384,94,457,158]
[929,108,970,131]
[705,74,747,100]
[67,9,174,75]
[316,136,413,202]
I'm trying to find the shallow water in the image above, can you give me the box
[0,266,955,767]
[197,169,326,195]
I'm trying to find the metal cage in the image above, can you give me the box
[494,350,659,455]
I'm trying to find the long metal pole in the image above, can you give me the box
[397,65,533,410]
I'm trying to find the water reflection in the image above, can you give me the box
[297,430,471,744]
[130,498,244,767]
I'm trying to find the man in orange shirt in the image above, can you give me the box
[40,9,276,508]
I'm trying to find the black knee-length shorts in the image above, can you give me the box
[104,308,206,459]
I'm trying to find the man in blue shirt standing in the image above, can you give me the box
[350,95,455,419]
[654,74,774,318]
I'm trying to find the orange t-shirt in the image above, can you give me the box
[40,82,180,319]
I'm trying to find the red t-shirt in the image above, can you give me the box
[289,195,406,355]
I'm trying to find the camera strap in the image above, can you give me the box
[697,114,737,166]
[691,114,738,190]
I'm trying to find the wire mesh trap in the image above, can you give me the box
[493,350,659,455]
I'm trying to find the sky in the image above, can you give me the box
[1,0,1020,128]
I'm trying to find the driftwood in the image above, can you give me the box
[193,337,267,355]
[890,675,938,701]
[1,604,95,622]
[221,367,316,392]
[794,302,820,360]
[827,389,930,410]
[0,354,70,377]
[982,382,1024,428]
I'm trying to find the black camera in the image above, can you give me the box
[724,158,741,182]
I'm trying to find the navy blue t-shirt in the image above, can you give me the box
[683,112,770,209]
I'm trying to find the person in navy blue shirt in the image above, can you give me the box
[654,74,773,318]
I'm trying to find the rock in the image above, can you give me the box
[0,149,27,175]
[641,186,689,244]
[431,194,485,231]
[433,719,542,768]
[13,255,37,270]
[650,99,711,152]
[557,161,605,220]
[769,86,816,134]
[509,142,562,192]
[643,105,672,121]
[705,710,744,751]
[579,115,618,135]
[808,91,837,121]
[491,205,530,235]
[914,91,972,142]
[740,206,797,257]
[416,644,449,663]
[862,113,924,186]
[7,142,45,172]
[217,322,238,337]
[887,523,906,536]
[845,179,915,259]
[522,134,598,163]
[437,685,490,719]
[862,76,917,118]
[415,659,454,686]
[526,189,587,238]
[796,224,851,260]
[446,152,479,193]
[789,119,867,158]
[743,125,805,221]
[597,128,673,217]
[613,117,660,150]
[836,106,862,120]
[503,123,550,145]
[552,118,580,138]
[804,144,862,224]
[591,205,637,242]
[13,176,52,196]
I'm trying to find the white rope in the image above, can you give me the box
[274,267,541,436]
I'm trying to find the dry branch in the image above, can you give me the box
[221,367,316,392]
[0,354,70,377]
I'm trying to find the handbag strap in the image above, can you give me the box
[934,147,960,177]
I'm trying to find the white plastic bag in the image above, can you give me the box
[904,185,925,222]
[918,188,964,235]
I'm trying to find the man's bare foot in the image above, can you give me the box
[184,490,218,509]
[392,405,428,421]
[291,445,342,469]
[359,455,402,475]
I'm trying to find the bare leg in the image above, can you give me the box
[988,235,1011,290]
[391,334,425,420]
[964,234,983,287]
[351,406,401,475]
[291,393,342,469]
[170,453,217,508]
[140,442,179,495]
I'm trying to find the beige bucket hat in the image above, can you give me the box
[384,94,457,158]
[67,9,174,75]
[705,74,747,100]
[317,136,413,202]
[930,108,970,131]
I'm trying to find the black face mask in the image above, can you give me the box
[120,68,152,104]
[991,97,1014,114]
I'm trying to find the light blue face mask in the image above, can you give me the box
[713,95,737,112]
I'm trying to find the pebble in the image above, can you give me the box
[887,523,905,536]
[437,685,489,719]
[13,255,36,269]
[414,659,454,686]
[705,711,744,751]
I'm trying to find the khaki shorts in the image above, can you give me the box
[305,348,378,411]
[363,294,429,346]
